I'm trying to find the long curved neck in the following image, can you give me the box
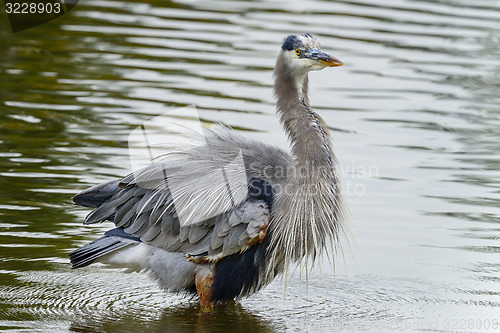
[274,51,334,172]
[265,48,346,284]
[265,50,342,272]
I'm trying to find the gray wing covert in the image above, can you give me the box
[78,126,287,261]
[83,182,270,261]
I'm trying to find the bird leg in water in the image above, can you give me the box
[195,267,214,311]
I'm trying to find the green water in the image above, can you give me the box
[1,0,500,332]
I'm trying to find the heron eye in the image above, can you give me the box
[295,49,301,56]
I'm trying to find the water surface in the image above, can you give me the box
[1,0,500,331]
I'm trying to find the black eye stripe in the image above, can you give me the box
[282,35,304,51]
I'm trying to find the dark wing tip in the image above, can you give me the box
[73,179,120,208]
[69,228,141,269]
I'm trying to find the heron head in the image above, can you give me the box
[281,34,343,73]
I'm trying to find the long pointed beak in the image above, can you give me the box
[318,55,343,67]
[308,49,343,67]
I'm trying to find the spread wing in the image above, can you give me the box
[76,179,270,261]
[74,128,288,261]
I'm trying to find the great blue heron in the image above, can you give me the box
[70,33,346,310]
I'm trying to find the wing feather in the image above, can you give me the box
[227,224,247,253]
[184,233,212,255]
[188,224,209,244]
[84,196,120,224]
[115,199,141,228]
[114,196,137,226]
[161,214,174,234]
[210,227,225,252]
[179,225,190,243]
[140,219,162,242]
[124,212,149,235]
[76,127,286,261]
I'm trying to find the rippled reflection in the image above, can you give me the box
[1,0,500,331]
[72,303,278,333]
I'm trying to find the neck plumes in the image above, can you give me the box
[273,53,332,172]
[268,51,345,274]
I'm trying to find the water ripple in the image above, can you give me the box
[2,0,500,331]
